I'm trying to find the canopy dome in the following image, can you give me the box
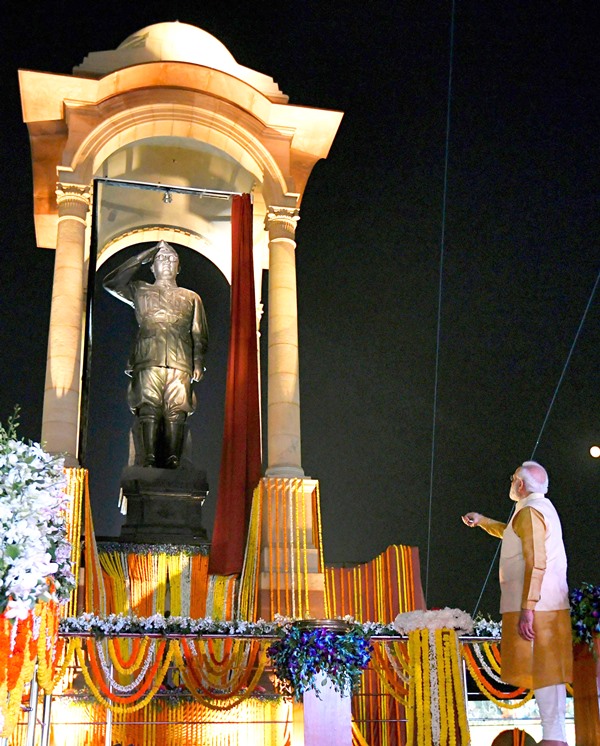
[116,22,237,69]
[74,21,287,101]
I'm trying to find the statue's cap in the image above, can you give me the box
[154,240,178,258]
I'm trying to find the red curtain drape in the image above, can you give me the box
[208,194,262,575]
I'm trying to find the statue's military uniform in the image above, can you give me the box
[126,281,208,419]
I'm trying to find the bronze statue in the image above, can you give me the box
[103,241,208,469]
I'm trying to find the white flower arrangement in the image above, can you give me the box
[0,409,75,620]
[60,612,281,637]
[472,613,501,638]
[393,607,474,635]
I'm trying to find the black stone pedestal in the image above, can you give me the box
[119,466,210,547]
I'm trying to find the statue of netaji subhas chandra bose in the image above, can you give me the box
[103,241,208,469]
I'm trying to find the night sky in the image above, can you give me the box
[1,1,598,618]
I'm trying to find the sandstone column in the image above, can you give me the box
[41,183,91,465]
[265,206,304,477]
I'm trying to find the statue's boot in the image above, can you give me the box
[164,421,185,469]
[140,418,160,467]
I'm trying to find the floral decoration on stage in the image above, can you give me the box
[393,607,474,635]
[267,617,373,701]
[0,409,75,737]
[0,409,74,621]
[61,613,281,637]
[570,581,600,650]
[60,612,397,638]
[472,613,502,638]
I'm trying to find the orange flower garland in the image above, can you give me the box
[107,636,147,675]
[370,641,410,705]
[83,637,168,703]
[75,637,176,713]
[172,640,268,711]
[461,643,534,708]
[0,609,38,738]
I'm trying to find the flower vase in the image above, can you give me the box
[572,637,600,746]
[294,621,353,745]
[302,678,352,746]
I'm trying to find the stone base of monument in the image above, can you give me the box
[118,466,210,547]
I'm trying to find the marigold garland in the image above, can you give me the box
[479,640,502,675]
[75,637,176,713]
[172,641,268,711]
[36,603,74,694]
[83,637,166,703]
[406,628,471,746]
[107,636,147,675]
[178,638,262,699]
[370,642,409,705]
[446,629,470,744]
[6,614,31,690]
[462,644,527,699]
[37,637,77,694]
[462,644,534,709]
[0,611,38,738]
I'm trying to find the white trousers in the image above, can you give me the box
[534,684,567,741]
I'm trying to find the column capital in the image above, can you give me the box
[266,206,300,242]
[56,182,92,212]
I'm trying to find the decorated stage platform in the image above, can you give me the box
[1,467,598,746]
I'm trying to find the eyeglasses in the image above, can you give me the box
[155,254,178,263]
[510,473,521,483]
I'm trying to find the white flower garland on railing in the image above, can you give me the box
[60,612,398,638]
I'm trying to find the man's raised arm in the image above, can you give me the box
[103,246,159,305]
[462,512,507,538]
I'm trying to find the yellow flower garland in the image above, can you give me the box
[462,647,534,709]
[405,628,472,746]
[172,641,268,711]
[75,637,176,714]
[107,636,150,676]
[37,637,77,694]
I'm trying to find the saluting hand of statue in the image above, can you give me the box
[140,245,161,264]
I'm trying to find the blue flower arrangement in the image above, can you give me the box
[570,582,600,651]
[267,620,373,701]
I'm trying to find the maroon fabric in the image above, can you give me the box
[209,194,262,575]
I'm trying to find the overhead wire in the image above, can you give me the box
[471,267,600,617]
[425,0,457,605]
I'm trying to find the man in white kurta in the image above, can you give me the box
[463,461,572,746]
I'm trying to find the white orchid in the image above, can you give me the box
[0,410,75,619]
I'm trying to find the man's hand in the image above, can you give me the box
[518,609,535,641]
[192,366,204,383]
[462,512,482,527]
